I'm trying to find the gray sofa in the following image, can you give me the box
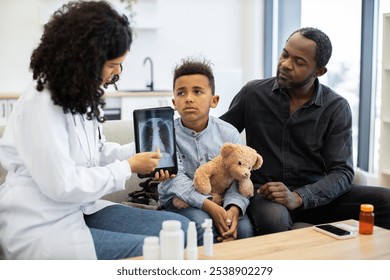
[0,119,367,259]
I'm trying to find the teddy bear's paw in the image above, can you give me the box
[239,186,254,197]
[211,193,223,206]
[194,182,212,195]
[172,197,189,209]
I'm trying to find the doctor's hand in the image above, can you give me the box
[128,148,162,175]
[258,182,303,210]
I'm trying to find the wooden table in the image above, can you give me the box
[197,220,390,260]
[131,220,390,260]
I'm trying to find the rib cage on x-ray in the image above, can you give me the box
[140,118,174,167]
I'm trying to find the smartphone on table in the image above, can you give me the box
[312,223,357,240]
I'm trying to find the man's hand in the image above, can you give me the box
[258,182,302,210]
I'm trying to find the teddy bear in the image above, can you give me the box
[173,143,263,209]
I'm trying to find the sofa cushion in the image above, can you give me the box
[102,120,133,145]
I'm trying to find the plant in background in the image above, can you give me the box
[120,0,137,22]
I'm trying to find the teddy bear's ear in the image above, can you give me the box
[253,154,263,170]
[220,143,236,158]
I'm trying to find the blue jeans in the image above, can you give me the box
[164,199,253,245]
[84,204,190,259]
[248,184,390,235]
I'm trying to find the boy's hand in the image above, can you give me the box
[152,169,176,181]
[202,199,230,238]
[220,205,240,240]
[128,148,162,174]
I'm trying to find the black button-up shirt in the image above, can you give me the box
[220,77,354,209]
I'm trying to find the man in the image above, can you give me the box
[220,27,390,235]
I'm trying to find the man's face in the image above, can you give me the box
[276,32,318,90]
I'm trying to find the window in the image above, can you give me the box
[301,0,362,168]
[373,0,390,174]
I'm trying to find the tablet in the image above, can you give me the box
[133,106,178,178]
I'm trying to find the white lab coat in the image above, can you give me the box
[0,84,135,259]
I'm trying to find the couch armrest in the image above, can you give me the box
[352,168,368,185]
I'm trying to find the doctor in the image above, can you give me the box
[0,0,189,260]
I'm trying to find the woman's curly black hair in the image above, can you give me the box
[30,1,132,122]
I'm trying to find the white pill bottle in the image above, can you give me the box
[142,236,160,260]
[159,220,184,260]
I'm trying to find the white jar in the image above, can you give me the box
[143,236,160,260]
[159,220,184,260]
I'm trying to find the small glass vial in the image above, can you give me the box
[359,204,374,235]
[143,236,160,260]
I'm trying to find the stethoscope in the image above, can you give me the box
[72,114,106,167]
[97,126,105,152]
[73,64,121,166]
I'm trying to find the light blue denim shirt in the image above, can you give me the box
[158,116,250,215]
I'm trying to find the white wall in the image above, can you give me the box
[0,0,45,92]
[0,0,264,116]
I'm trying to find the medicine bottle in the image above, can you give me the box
[159,220,184,260]
[143,236,160,260]
[359,204,374,235]
[202,219,213,257]
[186,221,198,260]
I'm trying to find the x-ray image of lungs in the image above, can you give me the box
[140,118,174,168]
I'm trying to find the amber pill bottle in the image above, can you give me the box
[359,204,374,235]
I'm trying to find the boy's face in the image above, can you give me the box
[172,74,219,132]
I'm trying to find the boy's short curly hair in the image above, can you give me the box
[173,57,215,95]
[30,1,132,122]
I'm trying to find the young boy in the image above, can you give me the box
[158,57,253,245]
